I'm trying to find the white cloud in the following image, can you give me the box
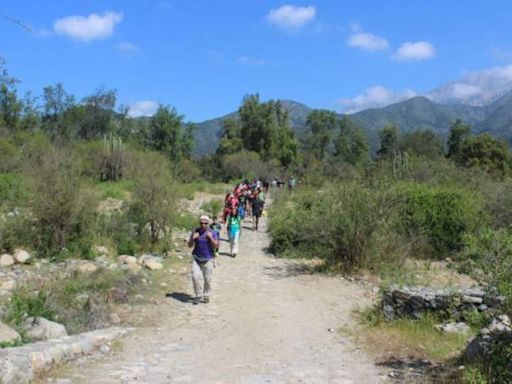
[347,32,389,51]
[54,12,123,41]
[117,42,139,55]
[427,65,512,105]
[128,100,158,117]
[266,5,316,29]
[237,56,266,67]
[394,41,436,61]
[340,86,417,113]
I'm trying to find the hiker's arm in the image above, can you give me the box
[206,231,219,248]
[188,231,198,248]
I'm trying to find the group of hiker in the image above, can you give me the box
[187,176,296,305]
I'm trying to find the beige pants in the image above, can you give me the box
[229,232,240,255]
[191,259,213,299]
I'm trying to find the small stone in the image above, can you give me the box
[77,262,98,274]
[0,254,15,267]
[160,282,168,287]
[1,280,16,291]
[463,295,483,304]
[96,246,109,255]
[100,344,111,354]
[328,328,335,333]
[22,317,68,341]
[144,260,163,271]
[118,255,137,265]
[13,249,31,264]
[109,313,121,324]
[436,322,471,334]
[0,320,21,343]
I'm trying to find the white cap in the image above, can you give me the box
[199,215,210,223]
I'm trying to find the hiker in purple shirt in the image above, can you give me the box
[188,215,219,304]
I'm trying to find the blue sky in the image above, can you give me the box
[1,1,512,121]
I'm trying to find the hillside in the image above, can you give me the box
[193,100,312,155]
[192,92,512,155]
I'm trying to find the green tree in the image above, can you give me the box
[334,116,370,165]
[42,83,76,139]
[377,124,399,159]
[146,105,193,163]
[217,117,243,156]
[399,129,444,159]
[457,134,510,175]
[0,59,21,132]
[77,87,117,139]
[305,109,338,160]
[446,119,471,159]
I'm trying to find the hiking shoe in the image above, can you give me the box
[232,253,237,258]
[203,297,210,304]
[192,297,201,305]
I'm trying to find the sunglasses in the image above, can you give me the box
[200,221,208,225]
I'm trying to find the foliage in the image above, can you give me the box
[28,147,98,257]
[128,153,177,249]
[334,116,370,165]
[217,117,243,156]
[145,104,194,164]
[304,109,338,160]
[398,129,445,159]
[457,134,510,176]
[377,124,399,159]
[100,133,126,181]
[269,183,386,272]
[447,119,471,159]
[200,199,223,218]
[395,183,482,256]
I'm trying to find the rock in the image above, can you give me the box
[465,315,512,363]
[107,287,128,303]
[436,322,471,334]
[13,249,31,264]
[118,255,137,265]
[144,260,163,270]
[77,261,98,274]
[0,321,21,343]
[125,263,142,274]
[1,280,16,291]
[95,246,109,255]
[109,313,121,325]
[22,317,68,342]
[0,254,15,267]
[463,295,483,304]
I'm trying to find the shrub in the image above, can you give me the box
[0,173,27,210]
[200,199,223,218]
[128,152,177,250]
[269,183,385,272]
[395,183,482,257]
[27,147,97,258]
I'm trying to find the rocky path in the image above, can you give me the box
[46,216,387,383]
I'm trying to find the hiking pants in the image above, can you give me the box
[229,231,240,255]
[191,259,213,299]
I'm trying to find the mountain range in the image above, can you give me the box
[193,87,512,155]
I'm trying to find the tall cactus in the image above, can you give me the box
[392,150,409,180]
[102,133,125,181]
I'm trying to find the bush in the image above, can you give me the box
[27,147,98,258]
[128,152,177,251]
[0,173,27,210]
[200,199,223,218]
[269,183,386,272]
[395,183,482,257]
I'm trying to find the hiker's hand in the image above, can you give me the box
[206,231,213,240]
[192,232,200,240]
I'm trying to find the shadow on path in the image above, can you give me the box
[166,292,194,303]
[261,263,318,279]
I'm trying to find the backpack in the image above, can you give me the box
[238,204,245,219]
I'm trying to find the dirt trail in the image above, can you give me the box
[48,216,388,383]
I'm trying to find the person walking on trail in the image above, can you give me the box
[252,188,265,231]
[226,206,241,257]
[209,215,221,258]
[188,215,219,305]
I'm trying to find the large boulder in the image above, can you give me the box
[0,254,15,268]
[465,315,512,363]
[138,254,163,270]
[118,255,137,265]
[13,249,31,264]
[0,321,20,343]
[22,317,68,342]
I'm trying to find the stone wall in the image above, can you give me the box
[382,286,504,321]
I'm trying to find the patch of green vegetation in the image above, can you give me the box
[361,309,471,362]
[0,338,24,349]
[173,212,197,231]
[95,180,134,199]
[200,199,223,217]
